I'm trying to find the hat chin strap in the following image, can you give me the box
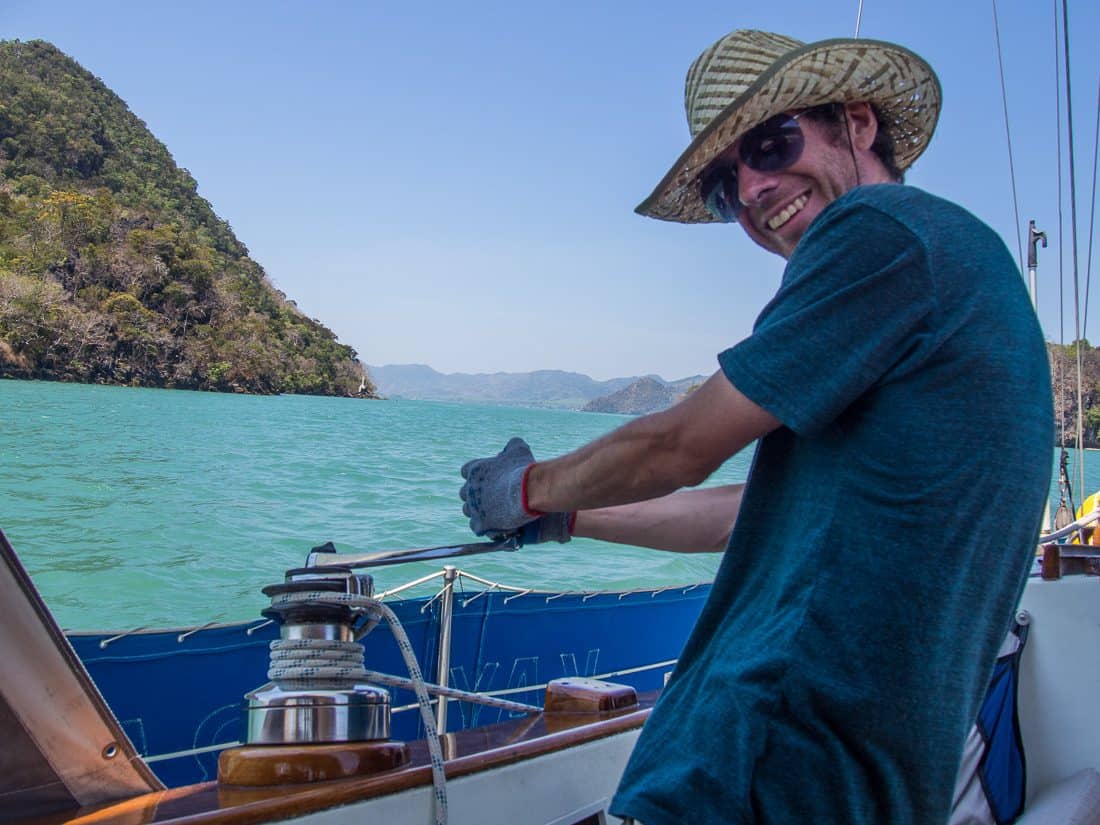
[842,106,863,187]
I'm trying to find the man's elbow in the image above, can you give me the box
[646,414,728,489]
[707,528,733,554]
[680,452,724,488]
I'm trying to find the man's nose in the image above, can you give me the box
[738,164,779,208]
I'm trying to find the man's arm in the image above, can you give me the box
[526,370,779,513]
[575,484,744,553]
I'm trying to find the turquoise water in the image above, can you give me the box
[1,379,1090,631]
[1,379,744,630]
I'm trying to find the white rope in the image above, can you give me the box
[267,637,540,714]
[374,600,448,825]
[359,670,540,715]
[268,638,367,689]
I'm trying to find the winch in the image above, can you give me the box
[240,535,522,749]
[221,535,534,800]
[243,565,389,745]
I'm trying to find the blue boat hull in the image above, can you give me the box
[68,585,710,787]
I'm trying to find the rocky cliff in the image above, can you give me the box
[0,40,374,396]
[582,376,687,414]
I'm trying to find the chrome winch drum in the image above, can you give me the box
[244,683,391,745]
[243,567,391,745]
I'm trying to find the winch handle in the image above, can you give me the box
[304,534,521,572]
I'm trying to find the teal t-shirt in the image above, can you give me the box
[610,186,1053,824]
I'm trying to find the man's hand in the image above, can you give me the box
[460,437,540,536]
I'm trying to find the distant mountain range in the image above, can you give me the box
[367,364,706,411]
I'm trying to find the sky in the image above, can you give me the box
[4,0,1100,381]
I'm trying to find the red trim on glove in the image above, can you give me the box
[521,463,545,517]
[567,512,577,535]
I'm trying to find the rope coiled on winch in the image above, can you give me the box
[267,637,541,714]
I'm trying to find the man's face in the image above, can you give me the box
[715,107,871,259]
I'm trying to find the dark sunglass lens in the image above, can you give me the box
[739,115,804,173]
[701,169,741,222]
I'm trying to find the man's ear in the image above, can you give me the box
[843,101,878,152]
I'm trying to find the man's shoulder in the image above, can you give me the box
[819,185,996,250]
[837,185,992,230]
[794,186,935,264]
[803,185,937,244]
[836,184,959,217]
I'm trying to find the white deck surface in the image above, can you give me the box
[1018,575,1100,798]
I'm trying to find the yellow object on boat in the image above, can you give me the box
[1071,492,1100,544]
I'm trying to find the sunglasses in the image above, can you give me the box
[699,110,812,223]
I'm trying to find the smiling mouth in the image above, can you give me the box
[766,194,809,231]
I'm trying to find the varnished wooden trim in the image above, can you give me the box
[19,693,657,825]
[218,741,409,786]
[544,678,638,714]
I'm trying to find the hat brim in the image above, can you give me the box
[636,38,942,223]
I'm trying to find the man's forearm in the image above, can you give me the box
[525,408,717,514]
[523,371,778,516]
[574,484,744,553]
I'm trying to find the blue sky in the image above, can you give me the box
[5,0,1099,380]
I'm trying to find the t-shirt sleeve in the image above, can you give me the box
[719,200,937,437]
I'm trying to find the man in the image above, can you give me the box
[459,30,1052,824]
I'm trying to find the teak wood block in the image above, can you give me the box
[544,677,638,714]
[1041,543,1061,580]
[218,740,409,786]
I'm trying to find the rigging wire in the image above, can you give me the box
[1060,0,1086,505]
[854,0,864,38]
[1082,76,1099,338]
[1053,0,1069,499]
[1050,0,1075,516]
[1054,0,1066,354]
[991,0,1026,273]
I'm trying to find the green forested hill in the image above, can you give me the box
[0,39,375,396]
[1049,341,1100,448]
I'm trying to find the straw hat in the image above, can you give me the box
[636,30,942,223]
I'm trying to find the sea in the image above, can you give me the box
[1,378,1092,631]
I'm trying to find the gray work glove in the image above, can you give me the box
[460,437,539,536]
[517,511,574,546]
[460,437,575,542]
